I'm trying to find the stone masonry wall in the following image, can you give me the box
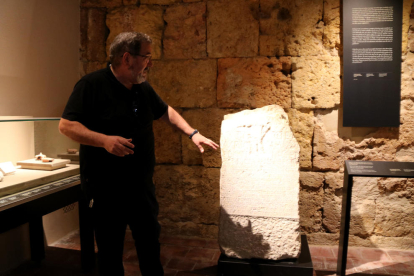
[80,0,414,249]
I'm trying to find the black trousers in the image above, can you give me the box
[92,187,163,276]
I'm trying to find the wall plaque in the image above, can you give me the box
[343,0,402,127]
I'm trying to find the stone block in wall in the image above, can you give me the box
[314,122,398,173]
[81,0,122,8]
[106,6,164,59]
[85,9,107,62]
[325,171,343,191]
[375,195,414,238]
[307,232,339,246]
[217,57,291,109]
[409,36,414,53]
[207,0,259,58]
[409,13,414,53]
[399,99,414,146]
[402,0,414,54]
[181,108,240,167]
[180,222,218,238]
[299,171,325,233]
[323,175,395,241]
[299,188,323,233]
[345,138,397,163]
[154,165,220,237]
[288,109,315,169]
[378,177,414,204]
[347,235,377,247]
[80,61,107,77]
[123,0,138,5]
[80,8,88,58]
[164,3,207,59]
[141,0,181,4]
[322,172,343,233]
[159,220,180,236]
[352,177,380,201]
[401,53,414,100]
[312,123,343,171]
[148,59,217,108]
[154,118,182,164]
[350,199,376,238]
[396,147,414,162]
[323,191,342,233]
[300,172,324,190]
[323,0,342,56]
[369,235,414,250]
[160,220,218,238]
[291,56,341,109]
[259,0,324,57]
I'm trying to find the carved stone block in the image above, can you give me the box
[219,105,301,260]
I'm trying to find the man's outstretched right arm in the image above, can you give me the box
[59,118,134,157]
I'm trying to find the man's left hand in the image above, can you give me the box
[191,133,219,153]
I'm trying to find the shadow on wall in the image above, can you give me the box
[218,207,271,259]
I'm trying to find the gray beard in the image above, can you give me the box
[136,68,149,84]
[137,74,146,84]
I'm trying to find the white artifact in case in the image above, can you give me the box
[0,171,3,182]
[35,152,46,160]
[0,161,17,175]
[67,149,78,154]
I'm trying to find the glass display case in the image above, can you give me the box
[0,117,80,200]
[0,117,94,272]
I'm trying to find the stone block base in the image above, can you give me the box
[217,234,313,276]
[219,214,301,260]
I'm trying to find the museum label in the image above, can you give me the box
[343,0,402,127]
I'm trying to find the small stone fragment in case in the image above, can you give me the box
[35,152,46,160]
[0,161,16,175]
[67,149,78,154]
[42,158,54,162]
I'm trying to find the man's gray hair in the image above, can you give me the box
[109,32,152,68]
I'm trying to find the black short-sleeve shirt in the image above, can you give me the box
[62,65,168,197]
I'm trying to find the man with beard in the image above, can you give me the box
[59,32,218,276]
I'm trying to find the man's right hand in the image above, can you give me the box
[103,136,135,157]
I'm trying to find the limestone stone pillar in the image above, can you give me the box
[219,105,301,260]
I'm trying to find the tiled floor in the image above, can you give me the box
[4,230,414,276]
[310,245,414,276]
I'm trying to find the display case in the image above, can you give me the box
[0,117,80,199]
[0,117,94,272]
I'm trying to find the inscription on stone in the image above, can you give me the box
[219,105,301,260]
